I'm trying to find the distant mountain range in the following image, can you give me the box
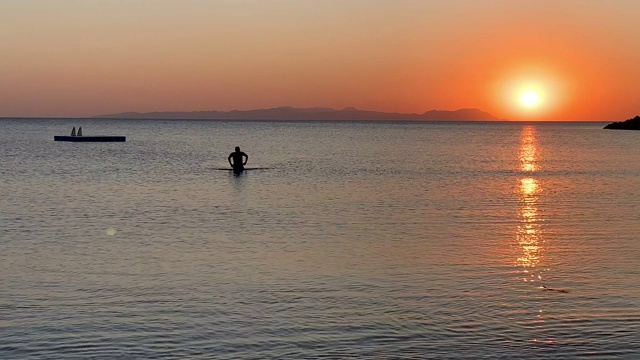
[94,107,499,121]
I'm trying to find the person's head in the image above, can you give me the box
[235,146,240,152]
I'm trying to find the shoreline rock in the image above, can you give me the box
[604,116,640,130]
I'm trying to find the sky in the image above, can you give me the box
[1,0,639,120]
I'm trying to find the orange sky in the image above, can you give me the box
[1,0,639,120]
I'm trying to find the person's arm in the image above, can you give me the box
[228,154,233,167]
[243,153,248,165]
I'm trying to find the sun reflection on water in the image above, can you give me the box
[520,127,538,172]
[516,127,545,277]
[515,126,564,344]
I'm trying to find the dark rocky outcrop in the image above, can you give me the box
[604,116,640,130]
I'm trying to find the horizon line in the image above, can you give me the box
[0,116,613,123]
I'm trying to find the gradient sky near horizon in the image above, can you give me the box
[2,0,639,120]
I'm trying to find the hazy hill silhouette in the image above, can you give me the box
[95,106,498,121]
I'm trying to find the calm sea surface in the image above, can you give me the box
[1,119,639,359]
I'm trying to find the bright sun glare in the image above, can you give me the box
[521,91,540,107]
[498,64,568,119]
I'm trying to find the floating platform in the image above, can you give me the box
[54,136,126,142]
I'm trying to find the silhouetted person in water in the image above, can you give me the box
[228,146,248,173]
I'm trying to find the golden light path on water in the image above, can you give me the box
[516,126,545,280]
[516,125,554,343]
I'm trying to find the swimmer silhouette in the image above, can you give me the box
[540,285,569,294]
[228,146,248,173]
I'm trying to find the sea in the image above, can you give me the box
[1,118,639,359]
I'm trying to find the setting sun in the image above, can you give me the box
[490,62,573,120]
[521,91,541,107]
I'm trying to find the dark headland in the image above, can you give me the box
[94,107,498,121]
[604,116,640,130]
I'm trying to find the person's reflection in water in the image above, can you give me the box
[228,146,248,174]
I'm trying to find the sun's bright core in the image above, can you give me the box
[521,91,540,107]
